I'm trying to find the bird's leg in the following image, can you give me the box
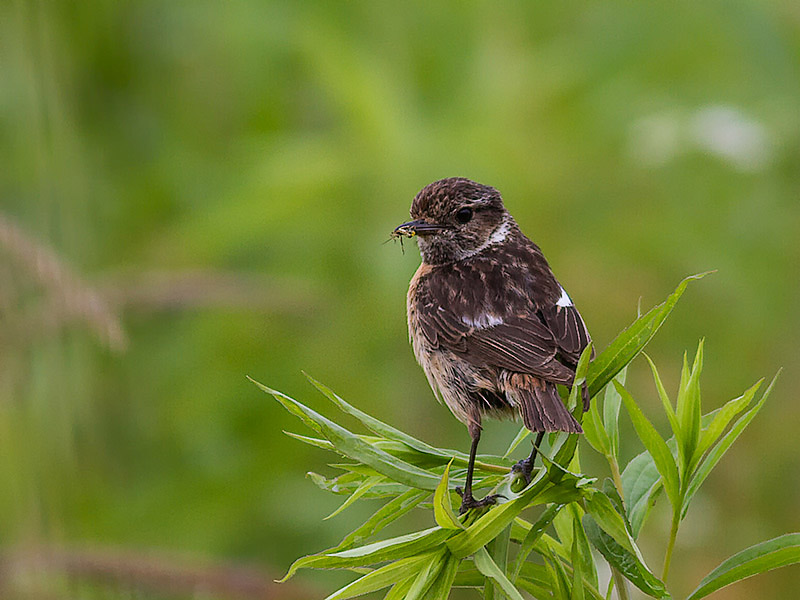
[512,431,546,485]
[456,421,502,513]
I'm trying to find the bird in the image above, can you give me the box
[393,177,593,513]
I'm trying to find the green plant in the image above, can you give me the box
[256,274,797,599]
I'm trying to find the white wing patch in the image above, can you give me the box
[462,313,504,329]
[556,287,573,308]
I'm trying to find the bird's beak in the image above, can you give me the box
[392,219,448,238]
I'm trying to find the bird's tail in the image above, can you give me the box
[504,373,582,433]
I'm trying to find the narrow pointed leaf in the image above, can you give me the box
[571,518,586,600]
[545,547,573,599]
[687,533,800,600]
[683,372,779,516]
[582,399,610,456]
[279,527,452,580]
[571,504,598,589]
[323,554,432,600]
[284,431,335,450]
[677,341,704,477]
[434,460,465,530]
[253,380,442,490]
[568,343,594,412]
[510,504,561,581]
[428,553,460,599]
[584,491,642,561]
[603,367,626,459]
[474,547,526,600]
[617,380,681,512]
[305,373,452,459]
[325,475,384,520]
[695,379,762,462]
[383,576,414,600]
[644,354,679,439]
[334,489,429,551]
[504,426,531,459]
[404,550,447,600]
[586,273,711,398]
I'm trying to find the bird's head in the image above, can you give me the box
[392,178,512,265]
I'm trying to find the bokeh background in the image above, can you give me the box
[2,1,798,598]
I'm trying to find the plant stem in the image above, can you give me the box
[609,456,625,498]
[611,567,631,600]
[607,456,630,600]
[662,512,680,581]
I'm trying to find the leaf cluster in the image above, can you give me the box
[256,274,796,599]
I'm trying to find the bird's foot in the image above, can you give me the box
[455,487,504,514]
[511,458,534,486]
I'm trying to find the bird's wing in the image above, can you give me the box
[538,300,593,366]
[416,300,576,384]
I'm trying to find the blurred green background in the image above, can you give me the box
[2,1,798,598]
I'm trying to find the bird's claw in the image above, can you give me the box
[511,459,534,486]
[458,493,504,514]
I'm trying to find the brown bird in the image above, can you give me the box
[393,177,593,512]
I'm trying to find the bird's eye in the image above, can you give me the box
[455,207,473,224]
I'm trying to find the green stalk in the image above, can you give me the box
[609,457,624,501]
[662,511,680,581]
[611,567,631,600]
[608,455,630,600]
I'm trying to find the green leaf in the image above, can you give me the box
[584,514,670,599]
[586,273,711,399]
[503,426,531,459]
[510,505,562,581]
[683,372,779,517]
[307,471,408,498]
[305,373,452,460]
[254,380,442,490]
[333,489,429,551]
[323,554,433,600]
[284,431,335,450]
[280,527,453,580]
[570,518,586,600]
[616,380,681,513]
[474,547,526,600]
[687,533,800,600]
[644,354,680,439]
[582,398,610,456]
[545,546,573,600]
[676,340,704,477]
[303,378,510,474]
[383,576,414,600]
[427,553,461,600]
[694,379,762,462]
[583,491,641,561]
[404,550,447,600]
[325,475,384,520]
[603,367,626,460]
[452,564,484,587]
[621,450,662,539]
[516,568,564,600]
[447,469,587,559]
[568,343,594,412]
[434,460,465,530]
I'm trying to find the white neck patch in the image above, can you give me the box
[457,217,511,260]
